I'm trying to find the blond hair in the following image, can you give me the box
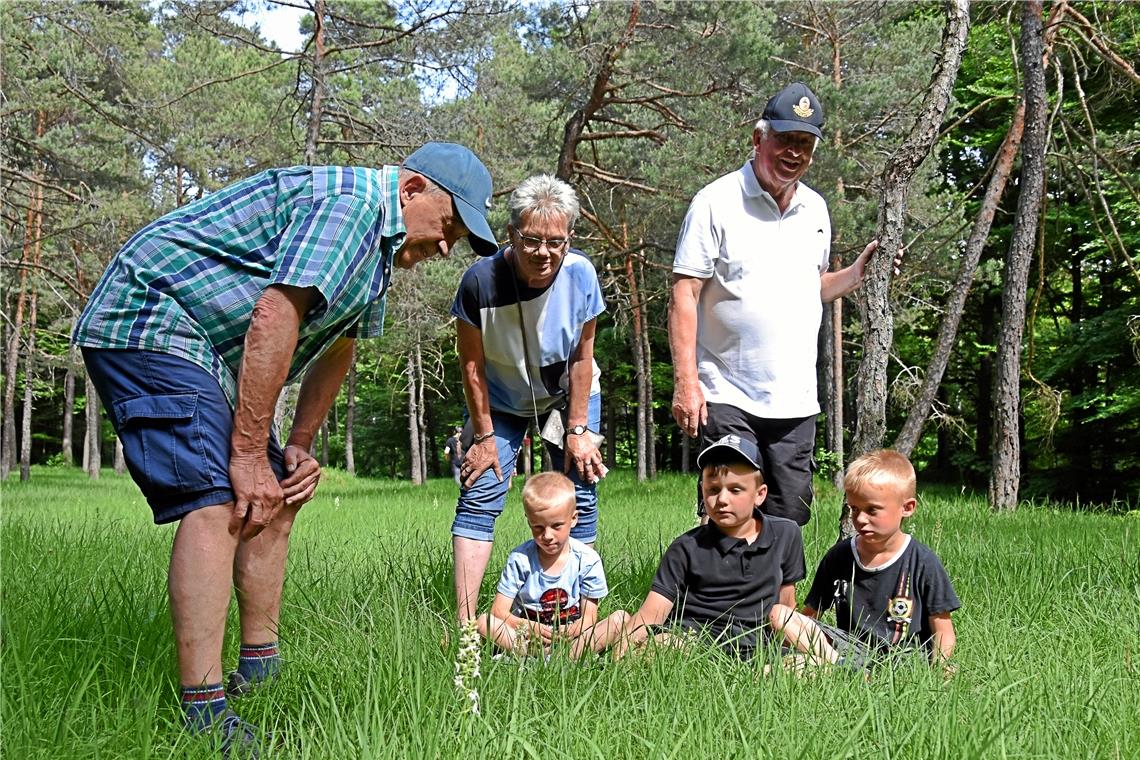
[844,449,916,500]
[522,472,576,516]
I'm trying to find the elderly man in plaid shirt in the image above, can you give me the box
[74,143,497,752]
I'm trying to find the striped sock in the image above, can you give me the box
[236,641,280,683]
[181,683,227,731]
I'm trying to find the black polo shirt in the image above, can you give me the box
[651,509,805,652]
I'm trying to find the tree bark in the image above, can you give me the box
[3,220,31,481]
[302,0,327,165]
[114,437,126,475]
[407,352,423,484]
[851,0,971,457]
[345,349,356,476]
[19,282,38,481]
[625,252,649,482]
[319,418,329,467]
[604,390,616,470]
[990,0,1048,512]
[895,2,1065,457]
[824,255,845,489]
[415,342,428,483]
[62,341,76,466]
[639,257,656,479]
[85,374,101,479]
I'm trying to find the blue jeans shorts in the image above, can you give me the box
[82,348,285,524]
[452,394,601,543]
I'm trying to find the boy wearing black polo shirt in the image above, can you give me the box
[771,449,959,674]
[615,435,805,660]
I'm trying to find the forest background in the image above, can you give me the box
[3,0,1138,510]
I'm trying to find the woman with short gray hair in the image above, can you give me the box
[449,174,607,622]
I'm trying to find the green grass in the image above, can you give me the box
[3,467,1139,758]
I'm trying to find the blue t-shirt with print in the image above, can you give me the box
[496,537,608,625]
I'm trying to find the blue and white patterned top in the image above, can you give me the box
[451,248,604,417]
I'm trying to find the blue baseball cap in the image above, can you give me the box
[761,82,824,139]
[403,142,498,257]
[697,434,763,471]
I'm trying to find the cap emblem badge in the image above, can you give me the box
[793,97,814,119]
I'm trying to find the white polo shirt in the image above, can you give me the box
[673,163,831,419]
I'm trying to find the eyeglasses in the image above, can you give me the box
[514,232,570,254]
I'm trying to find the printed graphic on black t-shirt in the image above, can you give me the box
[803,536,959,654]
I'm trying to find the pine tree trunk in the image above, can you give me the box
[114,437,126,475]
[319,419,329,467]
[3,234,29,482]
[851,0,971,457]
[416,344,428,483]
[302,0,326,165]
[640,258,656,479]
[62,342,76,466]
[85,374,101,479]
[604,392,616,470]
[18,170,44,482]
[19,287,37,481]
[895,2,1063,458]
[407,352,423,484]
[625,252,648,482]
[990,0,1048,512]
[345,351,356,476]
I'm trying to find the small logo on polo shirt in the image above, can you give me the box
[793,97,814,119]
[887,595,914,624]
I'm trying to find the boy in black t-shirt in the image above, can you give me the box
[770,449,959,674]
[615,435,805,660]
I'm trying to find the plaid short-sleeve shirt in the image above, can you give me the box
[74,166,404,405]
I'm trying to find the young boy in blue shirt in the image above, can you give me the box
[771,449,959,673]
[476,472,627,658]
[616,435,805,660]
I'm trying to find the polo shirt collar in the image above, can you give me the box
[738,162,805,213]
[705,507,775,554]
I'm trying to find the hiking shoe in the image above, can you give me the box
[216,711,262,759]
[225,669,278,698]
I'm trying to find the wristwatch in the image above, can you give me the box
[565,424,590,438]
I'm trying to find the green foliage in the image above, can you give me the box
[4,0,1139,504]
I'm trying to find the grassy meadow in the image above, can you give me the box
[2,466,1138,758]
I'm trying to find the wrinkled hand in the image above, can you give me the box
[851,239,905,280]
[461,437,502,487]
[564,433,605,484]
[280,443,321,508]
[671,379,706,439]
[229,451,285,540]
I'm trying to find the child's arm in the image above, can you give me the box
[483,593,553,646]
[928,612,957,675]
[778,583,797,608]
[613,591,674,659]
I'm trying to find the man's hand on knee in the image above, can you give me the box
[280,444,321,507]
[229,452,285,539]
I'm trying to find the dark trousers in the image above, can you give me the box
[698,403,816,525]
